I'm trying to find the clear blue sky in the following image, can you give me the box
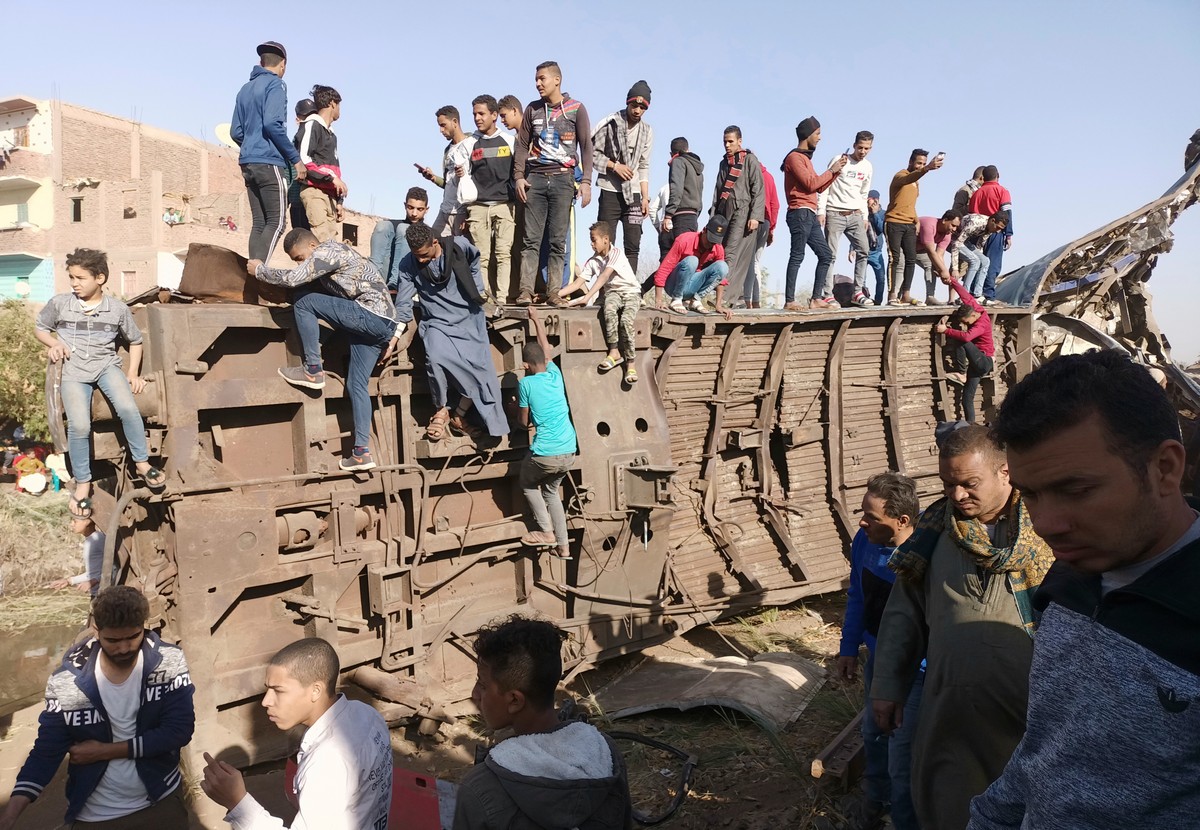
[12,0,1200,358]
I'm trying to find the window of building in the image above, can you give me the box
[12,126,29,148]
[16,203,28,224]
[71,197,83,223]
[342,223,358,246]
[121,271,136,295]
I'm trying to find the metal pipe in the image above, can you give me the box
[101,487,152,589]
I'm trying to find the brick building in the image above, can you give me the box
[0,95,379,301]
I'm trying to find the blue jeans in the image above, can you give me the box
[292,289,394,448]
[862,653,924,830]
[982,232,1007,299]
[867,250,887,306]
[61,364,149,483]
[664,256,728,300]
[958,247,991,297]
[784,208,833,303]
[370,220,411,291]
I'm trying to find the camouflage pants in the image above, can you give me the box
[602,290,640,362]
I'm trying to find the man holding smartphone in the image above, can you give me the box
[817,130,876,306]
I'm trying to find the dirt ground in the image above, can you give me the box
[0,488,871,829]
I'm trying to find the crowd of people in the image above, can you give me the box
[10,40,1197,830]
[11,349,1197,830]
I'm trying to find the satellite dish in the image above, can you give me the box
[214,123,238,149]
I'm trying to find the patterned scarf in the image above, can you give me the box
[715,149,747,217]
[889,490,1055,637]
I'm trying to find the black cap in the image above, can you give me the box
[295,99,317,118]
[256,41,287,61]
[706,214,728,244]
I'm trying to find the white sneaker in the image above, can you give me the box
[668,297,686,314]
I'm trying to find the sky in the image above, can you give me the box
[11,0,1200,357]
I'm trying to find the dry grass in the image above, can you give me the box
[0,488,82,595]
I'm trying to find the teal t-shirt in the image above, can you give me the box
[518,361,577,457]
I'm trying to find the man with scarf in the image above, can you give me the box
[709,126,764,301]
[871,424,1054,830]
[395,223,509,443]
[592,81,654,274]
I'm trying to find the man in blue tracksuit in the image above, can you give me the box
[1,586,195,828]
[231,40,306,262]
[838,472,924,830]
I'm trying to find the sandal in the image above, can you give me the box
[624,367,639,384]
[597,356,624,373]
[69,495,93,521]
[425,412,449,442]
[141,466,166,492]
[448,412,483,440]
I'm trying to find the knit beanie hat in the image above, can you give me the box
[627,80,652,107]
[795,116,820,143]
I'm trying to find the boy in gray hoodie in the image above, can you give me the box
[453,616,633,830]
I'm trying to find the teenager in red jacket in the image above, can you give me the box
[935,275,993,423]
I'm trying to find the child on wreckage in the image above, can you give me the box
[35,248,166,522]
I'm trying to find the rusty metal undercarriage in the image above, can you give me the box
[52,141,1200,764]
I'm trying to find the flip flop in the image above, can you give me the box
[425,412,449,442]
[597,356,624,373]
[69,495,93,520]
[141,467,166,492]
[448,412,483,440]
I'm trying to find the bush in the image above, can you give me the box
[0,299,50,441]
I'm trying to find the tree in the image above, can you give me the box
[0,300,50,440]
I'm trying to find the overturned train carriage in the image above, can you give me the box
[50,273,1031,761]
[52,143,1200,762]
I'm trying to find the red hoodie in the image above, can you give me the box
[781,149,836,211]
[943,278,995,357]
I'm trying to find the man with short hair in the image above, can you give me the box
[370,187,429,292]
[711,126,764,302]
[953,166,986,216]
[497,95,523,133]
[968,349,1200,830]
[818,130,875,307]
[781,117,843,310]
[453,615,633,830]
[288,98,318,232]
[914,210,962,305]
[460,95,517,302]
[592,81,654,273]
[396,223,508,442]
[653,215,733,319]
[296,84,347,243]
[249,229,403,472]
[513,61,593,306]
[884,149,943,305]
[1,586,195,829]
[201,638,392,830]
[419,106,472,239]
[865,189,888,306]
[838,472,923,830]
[231,41,307,261]
[968,166,1014,303]
[660,136,704,261]
[872,425,1053,830]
